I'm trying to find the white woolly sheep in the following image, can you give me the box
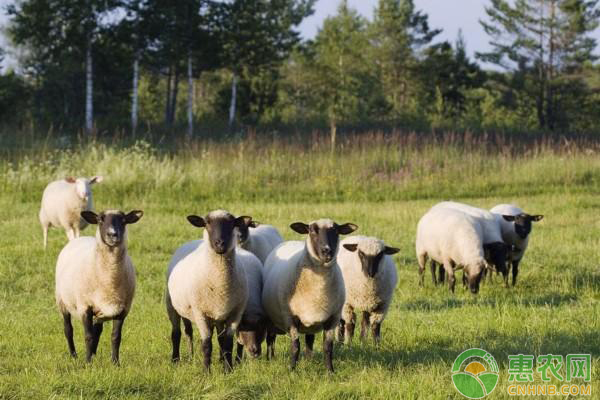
[165,210,252,372]
[490,204,543,286]
[432,201,511,284]
[416,207,490,294]
[336,235,399,345]
[261,219,357,372]
[238,222,284,263]
[40,176,103,249]
[166,238,266,362]
[55,209,143,363]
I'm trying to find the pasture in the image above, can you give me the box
[0,132,598,399]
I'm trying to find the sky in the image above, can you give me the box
[299,0,492,57]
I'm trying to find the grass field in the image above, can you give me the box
[0,132,598,399]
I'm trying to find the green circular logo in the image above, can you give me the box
[452,348,499,399]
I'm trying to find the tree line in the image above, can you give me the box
[1,0,600,138]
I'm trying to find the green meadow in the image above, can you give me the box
[0,132,598,399]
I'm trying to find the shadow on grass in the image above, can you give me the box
[334,330,599,372]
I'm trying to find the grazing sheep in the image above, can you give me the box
[238,222,284,263]
[165,210,252,372]
[262,219,358,372]
[416,207,491,294]
[55,209,143,363]
[490,204,543,286]
[336,236,399,345]
[432,201,511,284]
[40,176,103,249]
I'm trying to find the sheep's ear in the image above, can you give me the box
[337,223,358,235]
[343,243,358,252]
[290,222,309,234]
[125,210,143,224]
[531,214,543,222]
[502,215,515,221]
[384,246,400,255]
[235,216,253,228]
[90,176,103,184]
[65,176,75,183]
[81,211,99,224]
[187,215,206,227]
[249,220,260,228]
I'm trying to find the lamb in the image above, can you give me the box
[55,209,143,364]
[165,238,266,362]
[165,210,252,372]
[336,236,399,345]
[490,204,543,286]
[261,219,358,372]
[39,176,103,249]
[416,207,491,294]
[237,222,284,263]
[432,201,511,284]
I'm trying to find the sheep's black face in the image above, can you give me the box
[343,245,400,278]
[238,319,267,358]
[466,269,484,294]
[503,213,543,239]
[236,220,259,246]
[81,210,143,247]
[290,220,358,264]
[187,212,253,255]
[483,242,510,276]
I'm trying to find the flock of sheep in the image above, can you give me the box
[40,176,543,372]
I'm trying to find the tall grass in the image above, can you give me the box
[2,130,600,204]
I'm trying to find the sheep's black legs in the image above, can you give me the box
[360,311,370,340]
[111,315,125,364]
[182,318,193,356]
[236,342,244,363]
[512,260,520,286]
[62,313,77,358]
[83,309,95,362]
[305,334,315,358]
[169,316,182,362]
[266,330,276,360]
[371,322,381,344]
[201,337,212,371]
[322,317,338,373]
[439,264,445,283]
[289,326,300,370]
[91,322,103,355]
[217,327,234,372]
[345,311,356,344]
[430,261,438,285]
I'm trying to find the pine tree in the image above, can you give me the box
[479,0,600,130]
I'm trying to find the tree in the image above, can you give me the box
[478,0,600,130]
[7,0,124,132]
[221,0,314,129]
[369,0,441,118]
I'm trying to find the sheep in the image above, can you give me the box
[490,204,543,286]
[336,236,399,345]
[55,209,143,364]
[432,201,511,284]
[261,219,358,372]
[165,210,252,372]
[165,238,266,362]
[416,207,491,294]
[39,176,103,249]
[237,222,284,263]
